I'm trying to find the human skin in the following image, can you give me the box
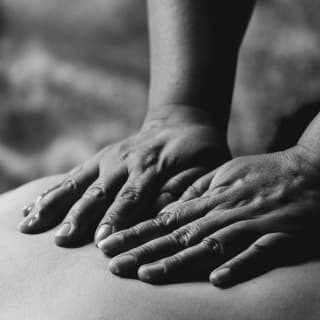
[97,144,320,286]
[2,176,320,320]
[18,0,255,246]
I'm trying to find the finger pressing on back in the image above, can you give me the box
[98,196,212,256]
[94,168,162,245]
[55,164,127,247]
[19,163,98,234]
[209,232,297,287]
[137,220,263,284]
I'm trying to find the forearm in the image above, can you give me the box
[297,112,320,166]
[146,0,256,132]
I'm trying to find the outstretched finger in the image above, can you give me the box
[209,233,297,287]
[97,196,212,256]
[136,220,263,283]
[19,163,98,234]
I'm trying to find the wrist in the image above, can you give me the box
[285,145,320,179]
[144,103,229,134]
[143,104,228,137]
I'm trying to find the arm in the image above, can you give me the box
[19,1,256,249]
[146,0,256,133]
[297,112,320,167]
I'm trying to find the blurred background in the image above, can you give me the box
[1,0,320,192]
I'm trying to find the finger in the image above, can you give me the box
[152,167,209,214]
[55,165,127,247]
[209,233,295,287]
[136,220,263,283]
[179,170,217,202]
[19,163,98,234]
[21,180,67,217]
[94,168,161,244]
[107,209,255,278]
[106,200,258,271]
[98,196,213,256]
[22,201,36,217]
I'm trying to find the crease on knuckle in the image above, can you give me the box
[251,241,271,254]
[201,237,224,255]
[159,189,178,201]
[137,243,155,262]
[153,211,179,233]
[170,225,197,249]
[185,183,203,198]
[118,186,143,202]
[124,225,142,243]
[84,185,106,201]
[140,151,160,171]
[103,211,121,229]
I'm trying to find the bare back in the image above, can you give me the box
[1,176,320,320]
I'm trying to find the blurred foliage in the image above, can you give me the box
[1,0,320,192]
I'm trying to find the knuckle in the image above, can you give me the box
[83,184,106,201]
[201,237,224,255]
[139,151,159,171]
[126,224,143,241]
[251,242,270,254]
[62,178,79,193]
[103,211,121,228]
[119,150,131,163]
[185,183,202,198]
[163,254,183,272]
[251,233,280,254]
[159,190,178,201]
[136,243,155,262]
[153,211,179,232]
[170,225,198,248]
[118,186,143,202]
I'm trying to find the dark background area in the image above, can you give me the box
[1,0,320,192]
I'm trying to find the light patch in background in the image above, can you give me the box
[1,0,320,192]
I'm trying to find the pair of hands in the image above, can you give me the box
[19,104,230,246]
[19,105,320,287]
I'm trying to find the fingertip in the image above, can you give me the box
[18,215,41,234]
[108,255,136,276]
[54,223,73,247]
[138,263,164,283]
[95,224,113,245]
[97,233,124,256]
[210,268,231,287]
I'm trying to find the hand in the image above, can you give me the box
[99,146,320,286]
[19,105,230,247]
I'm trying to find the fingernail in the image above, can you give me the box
[28,216,38,227]
[56,223,72,238]
[210,268,231,287]
[22,204,33,217]
[138,264,164,282]
[109,255,136,275]
[95,224,112,244]
[98,234,124,255]
[18,216,36,232]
